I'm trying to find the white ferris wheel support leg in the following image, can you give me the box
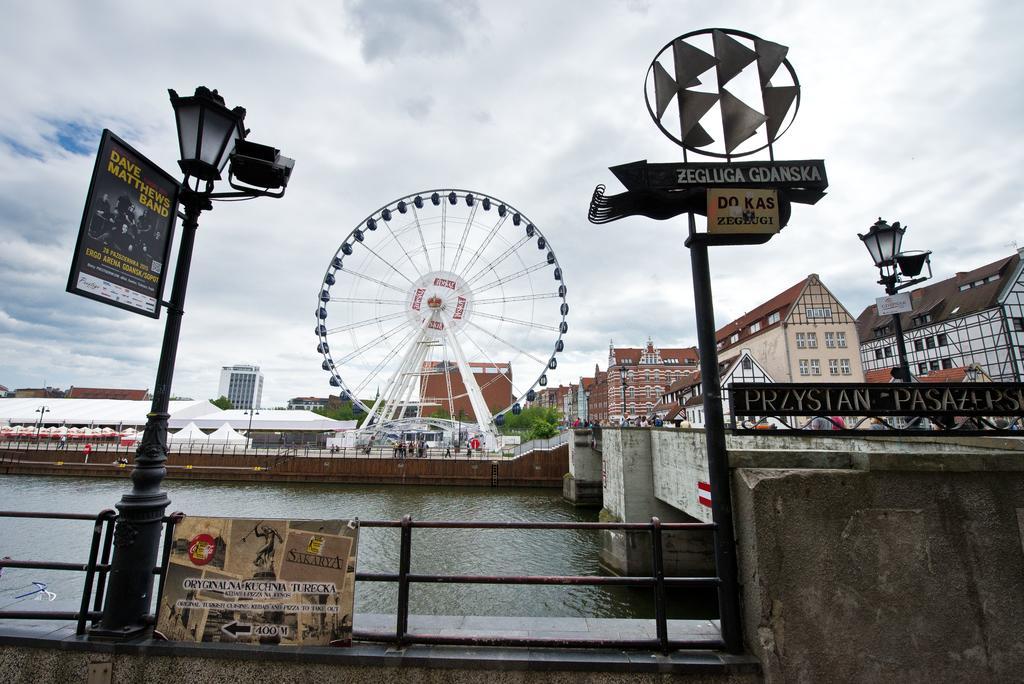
[443,324,500,452]
[362,317,435,437]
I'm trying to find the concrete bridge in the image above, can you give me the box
[565,427,1024,682]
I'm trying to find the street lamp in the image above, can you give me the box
[98,87,294,637]
[34,405,50,439]
[619,367,627,425]
[244,408,260,452]
[858,218,932,382]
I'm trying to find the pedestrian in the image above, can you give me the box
[57,434,67,451]
[445,446,451,458]
[83,442,92,463]
[393,442,399,458]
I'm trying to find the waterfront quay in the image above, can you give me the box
[0,439,568,488]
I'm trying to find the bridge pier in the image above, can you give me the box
[562,429,603,507]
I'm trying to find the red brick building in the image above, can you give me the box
[419,361,512,417]
[602,339,699,424]
[66,387,151,401]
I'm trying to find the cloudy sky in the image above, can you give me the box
[1,0,1022,406]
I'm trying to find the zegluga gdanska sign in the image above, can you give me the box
[729,383,1024,417]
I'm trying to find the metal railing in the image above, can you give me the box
[0,510,723,653]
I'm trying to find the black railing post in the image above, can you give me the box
[650,516,669,653]
[396,514,413,643]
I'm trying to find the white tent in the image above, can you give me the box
[167,422,208,444]
[206,422,249,446]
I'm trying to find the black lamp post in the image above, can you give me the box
[244,408,259,453]
[34,405,50,439]
[619,367,627,425]
[97,87,293,637]
[858,218,932,383]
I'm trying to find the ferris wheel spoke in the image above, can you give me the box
[466,319,546,365]
[465,234,530,285]
[449,204,478,274]
[459,214,509,279]
[440,199,447,271]
[333,320,410,365]
[474,292,560,305]
[411,207,434,273]
[462,330,526,402]
[350,326,421,400]
[358,241,417,286]
[340,267,408,295]
[380,215,426,280]
[440,337,457,418]
[470,261,550,296]
[472,310,559,332]
[329,296,406,305]
[326,311,406,335]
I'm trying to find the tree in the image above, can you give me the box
[210,396,233,410]
[525,419,558,441]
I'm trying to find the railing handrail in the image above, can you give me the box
[0,509,726,654]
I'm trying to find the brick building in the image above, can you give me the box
[419,361,512,417]
[66,387,150,401]
[604,339,700,424]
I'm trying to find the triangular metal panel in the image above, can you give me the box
[712,30,757,87]
[762,85,798,142]
[720,89,766,154]
[653,61,679,120]
[754,38,789,87]
[672,38,717,88]
[683,122,715,148]
[677,89,719,144]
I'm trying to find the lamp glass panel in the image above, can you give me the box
[175,103,201,162]
[199,108,239,170]
[861,232,884,266]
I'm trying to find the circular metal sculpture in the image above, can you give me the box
[316,189,567,450]
[645,28,800,158]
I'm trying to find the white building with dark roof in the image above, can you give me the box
[856,249,1024,382]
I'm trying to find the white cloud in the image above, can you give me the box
[1,1,1021,405]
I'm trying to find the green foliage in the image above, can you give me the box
[503,406,560,431]
[314,399,376,427]
[525,419,559,441]
[427,407,451,420]
[210,396,233,410]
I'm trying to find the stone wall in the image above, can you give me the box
[733,452,1024,683]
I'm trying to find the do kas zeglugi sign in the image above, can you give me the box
[67,129,179,318]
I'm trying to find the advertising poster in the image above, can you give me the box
[66,129,179,318]
[156,517,359,646]
[706,188,780,234]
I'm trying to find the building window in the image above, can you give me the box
[810,359,821,375]
[918,362,928,375]
[874,349,884,360]
[1014,317,1024,332]
[840,359,851,375]
[884,347,893,358]
[914,339,924,352]
[796,333,806,349]
[741,357,752,370]
[874,325,890,337]
[807,332,818,349]
[925,337,936,349]
[750,321,761,334]
[929,360,940,371]
[828,359,839,375]
[825,332,836,348]
[768,311,780,325]
[799,359,809,376]
[805,307,832,319]
[837,332,847,348]
[730,333,739,344]
[941,358,953,369]
[937,333,948,346]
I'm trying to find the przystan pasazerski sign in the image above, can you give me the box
[730,383,1024,418]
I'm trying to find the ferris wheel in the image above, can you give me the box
[315,189,568,450]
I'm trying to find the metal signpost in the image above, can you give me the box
[589,28,829,653]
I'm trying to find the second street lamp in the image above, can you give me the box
[858,217,932,383]
[97,87,294,636]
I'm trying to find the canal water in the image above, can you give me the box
[0,475,714,627]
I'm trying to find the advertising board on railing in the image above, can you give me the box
[156,516,358,646]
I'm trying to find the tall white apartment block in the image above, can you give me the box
[217,364,264,409]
